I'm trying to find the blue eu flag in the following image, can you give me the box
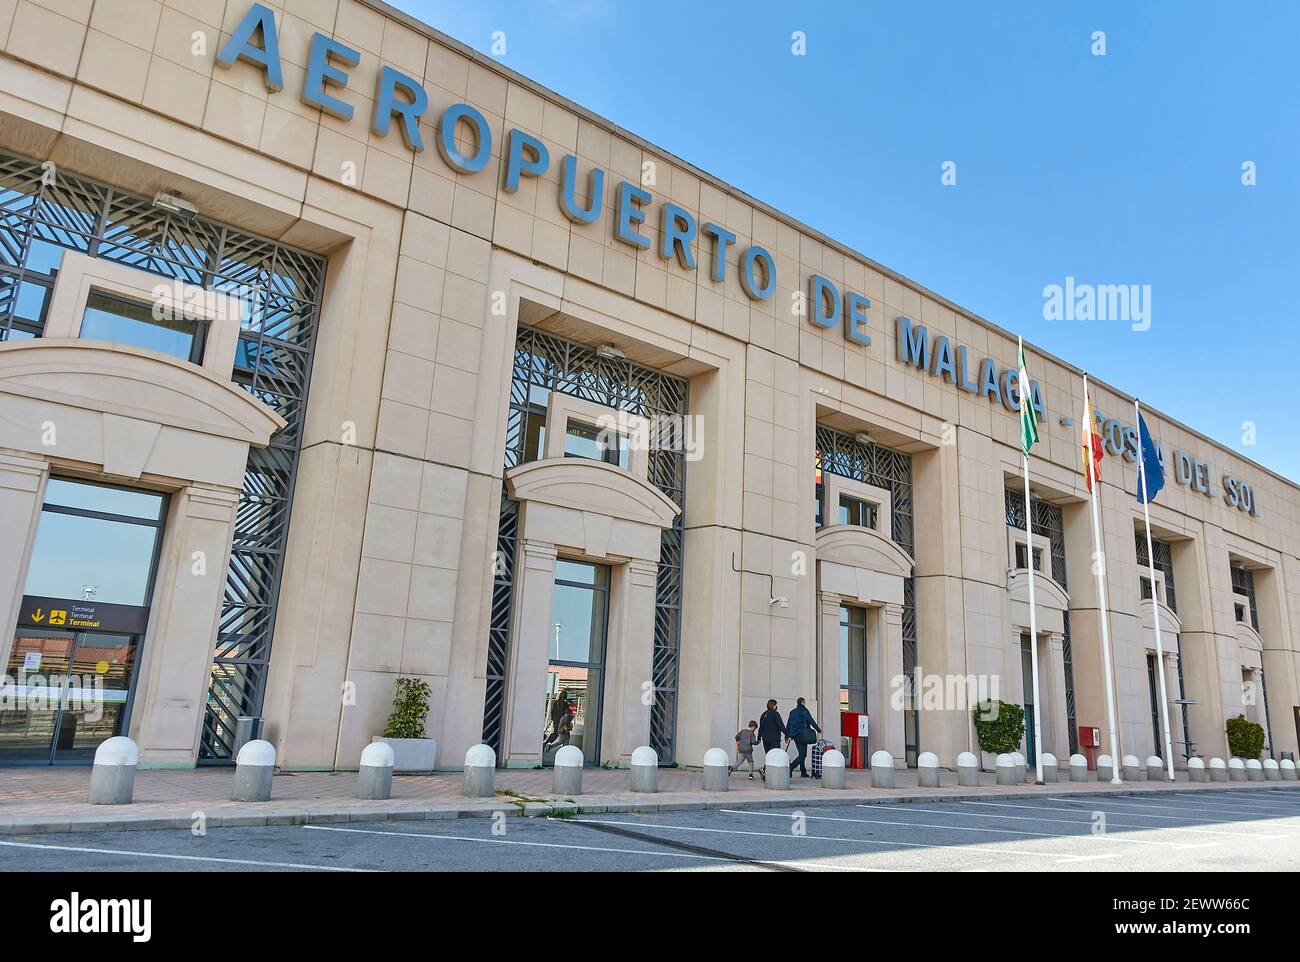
[1136,411,1165,505]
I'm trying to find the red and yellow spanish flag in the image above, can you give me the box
[1081,386,1104,492]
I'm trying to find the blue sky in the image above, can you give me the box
[391,0,1299,482]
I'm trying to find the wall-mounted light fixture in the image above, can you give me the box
[152,191,199,221]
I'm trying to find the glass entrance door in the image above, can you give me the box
[839,604,868,764]
[1,630,139,763]
[2,477,163,765]
[542,561,609,766]
[1020,633,1036,766]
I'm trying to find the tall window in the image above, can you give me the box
[839,605,867,759]
[815,426,917,765]
[1135,531,1191,759]
[1005,489,1076,753]
[0,151,327,761]
[486,327,688,763]
[543,562,609,765]
[3,479,165,763]
[23,479,164,606]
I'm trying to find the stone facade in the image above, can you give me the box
[0,0,1296,771]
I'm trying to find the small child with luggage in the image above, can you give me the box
[810,735,835,778]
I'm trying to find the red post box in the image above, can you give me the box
[1078,725,1101,770]
[840,711,869,768]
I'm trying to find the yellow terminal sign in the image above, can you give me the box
[28,608,87,628]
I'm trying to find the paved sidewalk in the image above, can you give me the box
[1,764,1297,835]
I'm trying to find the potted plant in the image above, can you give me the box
[372,677,438,773]
[972,698,1026,770]
[1225,714,1265,761]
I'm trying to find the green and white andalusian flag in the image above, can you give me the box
[1018,340,1038,457]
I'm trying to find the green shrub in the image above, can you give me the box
[383,677,432,739]
[1225,715,1265,759]
[972,699,1026,756]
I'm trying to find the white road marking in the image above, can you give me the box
[1034,798,1289,838]
[1056,795,1296,827]
[1168,792,1300,813]
[0,838,374,871]
[303,823,727,861]
[853,805,1215,848]
[585,816,1118,864]
[958,800,1276,839]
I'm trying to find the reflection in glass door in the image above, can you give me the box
[839,605,867,763]
[542,561,609,766]
[1,630,139,763]
[2,477,163,764]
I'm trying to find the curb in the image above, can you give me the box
[1,782,1296,836]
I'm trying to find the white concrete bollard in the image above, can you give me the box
[553,745,584,795]
[1146,755,1165,782]
[870,750,895,789]
[231,739,276,802]
[957,751,980,787]
[357,741,395,800]
[765,748,791,790]
[1281,759,1297,781]
[1122,754,1142,782]
[1262,759,1280,782]
[917,751,940,788]
[1187,757,1207,782]
[821,749,846,790]
[996,753,1018,786]
[1228,757,1247,782]
[88,736,139,805]
[1245,759,1264,782]
[1011,751,1026,784]
[702,748,729,791]
[463,743,496,798]
[1208,757,1228,782]
[1040,752,1058,783]
[1096,753,1115,782]
[1069,753,1089,782]
[631,745,659,793]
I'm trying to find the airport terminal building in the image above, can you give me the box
[0,0,1296,772]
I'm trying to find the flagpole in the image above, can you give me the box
[1019,337,1045,784]
[1085,374,1123,784]
[1136,398,1176,781]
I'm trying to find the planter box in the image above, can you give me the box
[372,736,439,773]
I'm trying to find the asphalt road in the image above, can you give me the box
[4,788,1300,872]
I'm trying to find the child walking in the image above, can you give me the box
[733,721,759,779]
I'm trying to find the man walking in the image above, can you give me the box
[785,697,822,778]
[756,699,786,781]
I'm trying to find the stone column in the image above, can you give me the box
[818,591,843,741]
[0,454,47,670]
[133,485,241,766]
[1043,631,1070,760]
[501,539,557,768]
[604,559,659,766]
[1162,650,1184,764]
[875,602,906,764]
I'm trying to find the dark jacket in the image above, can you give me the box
[786,705,821,742]
[757,709,786,748]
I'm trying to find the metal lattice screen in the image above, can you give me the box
[0,152,325,762]
[1136,532,1192,757]
[1004,489,1077,754]
[1230,563,1271,753]
[483,326,688,763]
[815,426,918,765]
